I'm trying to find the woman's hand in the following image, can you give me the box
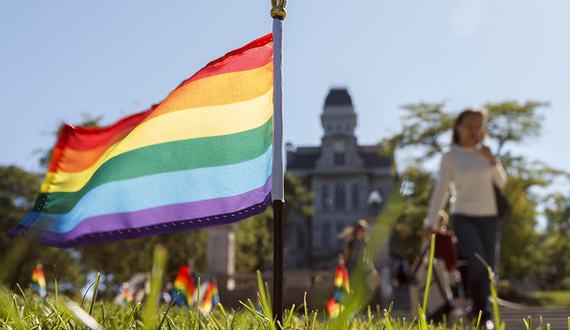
[480,145,497,165]
[422,227,436,242]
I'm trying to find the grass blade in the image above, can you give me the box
[142,245,168,330]
[422,235,436,314]
[59,296,103,330]
[157,289,181,330]
[88,273,100,316]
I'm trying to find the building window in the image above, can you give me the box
[335,183,345,210]
[352,184,360,210]
[322,185,331,210]
[322,223,331,248]
[336,223,345,248]
[334,152,345,165]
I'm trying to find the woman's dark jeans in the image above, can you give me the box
[451,214,499,321]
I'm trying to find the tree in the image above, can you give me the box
[486,101,547,155]
[234,172,314,273]
[383,100,564,278]
[235,209,274,273]
[390,165,435,264]
[383,102,454,159]
[496,154,563,278]
[537,193,570,288]
[0,166,84,291]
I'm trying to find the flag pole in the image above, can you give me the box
[271,0,286,324]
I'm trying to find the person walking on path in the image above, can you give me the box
[423,107,507,328]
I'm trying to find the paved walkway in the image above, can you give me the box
[387,288,570,329]
[390,307,570,330]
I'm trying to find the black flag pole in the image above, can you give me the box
[270,0,286,324]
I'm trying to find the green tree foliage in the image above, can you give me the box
[538,193,570,288]
[486,101,547,155]
[235,209,273,273]
[234,172,314,273]
[390,166,435,264]
[0,166,84,291]
[384,100,565,278]
[497,154,563,278]
[383,102,454,159]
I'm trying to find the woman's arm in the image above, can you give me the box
[492,161,507,189]
[425,153,451,230]
[481,145,507,189]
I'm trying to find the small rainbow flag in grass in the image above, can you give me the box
[121,284,134,303]
[31,265,46,298]
[200,279,220,314]
[8,34,274,248]
[172,266,196,307]
[325,263,350,318]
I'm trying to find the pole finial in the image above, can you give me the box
[271,0,287,19]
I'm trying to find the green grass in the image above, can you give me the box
[1,185,568,329]
[1,241,553,330]
[527,291,570,307]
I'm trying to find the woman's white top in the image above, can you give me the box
[426,144,507,229]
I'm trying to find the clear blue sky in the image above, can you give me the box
[1,1,569,178]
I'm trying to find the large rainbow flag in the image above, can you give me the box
[8,34,274,248]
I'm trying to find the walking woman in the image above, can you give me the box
[423,107,507,328]
[339,219,371,273]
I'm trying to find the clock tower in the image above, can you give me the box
[285,88,396,270]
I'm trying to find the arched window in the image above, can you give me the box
[322,223,331,248]
[321,185,330,210]
[352,184,360,210]
[335,183,345,210]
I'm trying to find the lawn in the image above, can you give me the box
[0,241,541,330]
[527,291,570,307]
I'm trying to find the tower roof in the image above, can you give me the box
[324,88,352,107]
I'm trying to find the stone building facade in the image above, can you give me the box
[285,88,397,270]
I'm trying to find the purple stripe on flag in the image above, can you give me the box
[12,178,271,248]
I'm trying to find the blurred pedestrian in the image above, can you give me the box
[427,211,463,315]
[423,107,507,328]
[338,219,380,283]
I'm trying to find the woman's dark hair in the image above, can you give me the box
[345,219,368,254]
[452,107,486,145]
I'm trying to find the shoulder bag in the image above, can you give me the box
[493,184,511,224]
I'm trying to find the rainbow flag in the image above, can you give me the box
[200,279,220,314]
[8,34,274,248]
[31,265,46,297]
[325,263,350,318]
[121,286,134,304]
[172,266,196,307]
